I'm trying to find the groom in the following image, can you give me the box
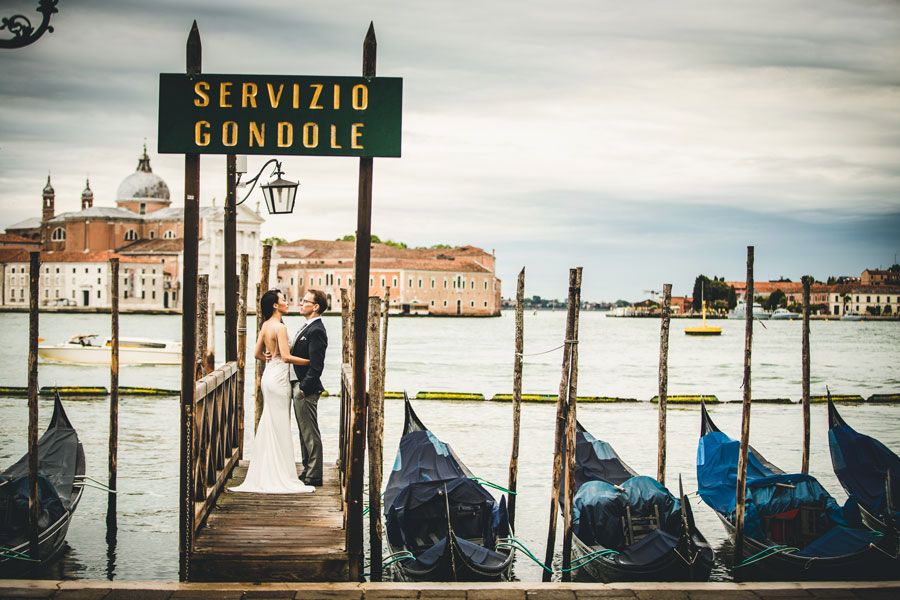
[289,289,328,487]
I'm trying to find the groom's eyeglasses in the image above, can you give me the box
[299,299,313,305]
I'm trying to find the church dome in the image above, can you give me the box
[116,146,170,203]
[81,179,94,200]
[43,174,54,195]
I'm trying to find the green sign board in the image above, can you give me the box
[158,74,402,157]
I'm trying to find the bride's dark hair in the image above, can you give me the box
[260,289,281,320]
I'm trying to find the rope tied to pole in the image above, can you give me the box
[516,339,579,357]
[495,537,553,573]
[732,544,798,568]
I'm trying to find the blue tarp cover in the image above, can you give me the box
[384,430,468,514]
[616,529,680,566]
[829,423,900,523]
[573,476,680,550]
[571,430,637,492]
[794,525,879,558]
[697,428,873,554]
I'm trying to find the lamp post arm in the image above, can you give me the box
[236,158,281,206]
[0,0,59,49]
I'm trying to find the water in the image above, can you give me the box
[0,311,898,581]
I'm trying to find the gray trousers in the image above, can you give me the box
[291,382,322,480]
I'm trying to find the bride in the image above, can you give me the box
[230,289,315,494]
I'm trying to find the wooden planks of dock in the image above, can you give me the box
[189,461,350,582]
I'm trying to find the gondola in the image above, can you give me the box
[0,391,86,576]
[569,422,713,582]
[382,396,514,581]
[697,402,899,580]
[827,396,900,534]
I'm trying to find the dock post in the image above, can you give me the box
[508,267,525,528]
[197,274,209,378]
[224,153,238,363]
[561,267,582,581]
[734,246,755,574]
[801,275,811,474]
[254,245,272,433]
[381,287,389,376]
[27,251,40,561]
[657,283,672,485]
[367,297,384,581]
[543,267,579,581]
[179,20,202,583]
[108,257,119,535]
[236,254,249,458]
[347,22,377,581]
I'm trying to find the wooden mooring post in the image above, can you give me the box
[27,251,40,561]
[236,254,249,458]
[801,275,811,474]
[733,246,755,573]
[367,297,385,581]
[543,267,581,582]
[197,274,209,378]
[107,257,120,534]
[179,20,201,583]
[224,152,238,364]
[254,244,272,432]
[507,267,525,528]
[657,283,672,485]
[561,267,582,582]
[381,287,389,376]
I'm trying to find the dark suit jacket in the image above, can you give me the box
[291,318,327,396]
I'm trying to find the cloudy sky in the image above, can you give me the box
[1,0,898,301]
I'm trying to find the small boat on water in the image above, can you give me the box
[38,334,181,365]
[728,300,770,320]
[827,396,900,534]
[840,313,864,322]
[697,403,899,580]
[0,392,85,576]
[382,396,514,581]
[771,308,796,321]
[569,422,713,582]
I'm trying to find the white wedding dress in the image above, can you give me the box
[230,352,314,494]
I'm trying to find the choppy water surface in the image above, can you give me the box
[0,311,897,581]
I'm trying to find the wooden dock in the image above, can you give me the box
[189,461,350,582]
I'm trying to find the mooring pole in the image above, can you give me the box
[108,257,120,534]
[179,20,201,583]
[657,283,672,485]
[381,286,389,377]
[236,254,249,458]
[197,274,209,378]
[347,22,377,582]
[561,266,583,581]
[543,267,578,581]
[507,267,525,528]
[27,251,40,561]
[733,246,754,573]
[366,297,384,581]
[225,153,238,363]
[801,275,811,474]
[254,244,272,432]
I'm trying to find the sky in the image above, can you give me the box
[1,0,898,302]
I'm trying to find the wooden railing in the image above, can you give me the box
[180,360,241,579]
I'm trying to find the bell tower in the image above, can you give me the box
[81,179,94,210]
[41,174,55,222]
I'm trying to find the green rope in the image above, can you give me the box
[382,550,414,568]
[733,545,799,568]
[469,477,516,495]
[561,548,620,572]
[495,537,552,573]
[0,547,39,562]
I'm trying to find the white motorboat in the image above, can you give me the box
[728,300,770,320]
[771,308,797,320]
[840,312,864,322]
[38,334,181,365]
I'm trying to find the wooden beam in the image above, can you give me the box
[734,246,754,573]
[657,283,672,485]
[507,267,525,528]
[27,251,40,561]
[237,254,249,459]
[801,275,811,474]
[561,267,582,581]
[225,153,238,363]
[108,257,120,533]
[366,297,384,581]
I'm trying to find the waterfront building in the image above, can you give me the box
[828,284,900,317]
[1,147,264,311]
[274,240,501,316]
[861,268,900,287]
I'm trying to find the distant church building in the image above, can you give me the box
[1,147,264,311]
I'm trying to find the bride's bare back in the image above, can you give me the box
[254,319,309,366]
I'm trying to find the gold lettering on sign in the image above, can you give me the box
[333,84,340,109]
[267,83,284,108]
[249,122,265,147]
[223,122,238,146]
[242,83,258,108]
[351,123,364,149]
[352,84,368,110]
[195,121,211,146]
[278,122,293,147]
[309,84,324,109]
[193,82,210,107]
[303,123,319,148]
[330,124,342,149]
[292,84,301,109]
[219,82,233,108]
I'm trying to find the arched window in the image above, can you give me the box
[51,227,66,241]
[149,230,156,239]
[163,230,176,239]
[124,229,138,241]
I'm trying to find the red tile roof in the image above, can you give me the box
[0,249,160,264]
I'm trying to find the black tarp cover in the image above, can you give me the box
[384,429,469,515]
[572,429,638,492]
[829,421,900,525]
